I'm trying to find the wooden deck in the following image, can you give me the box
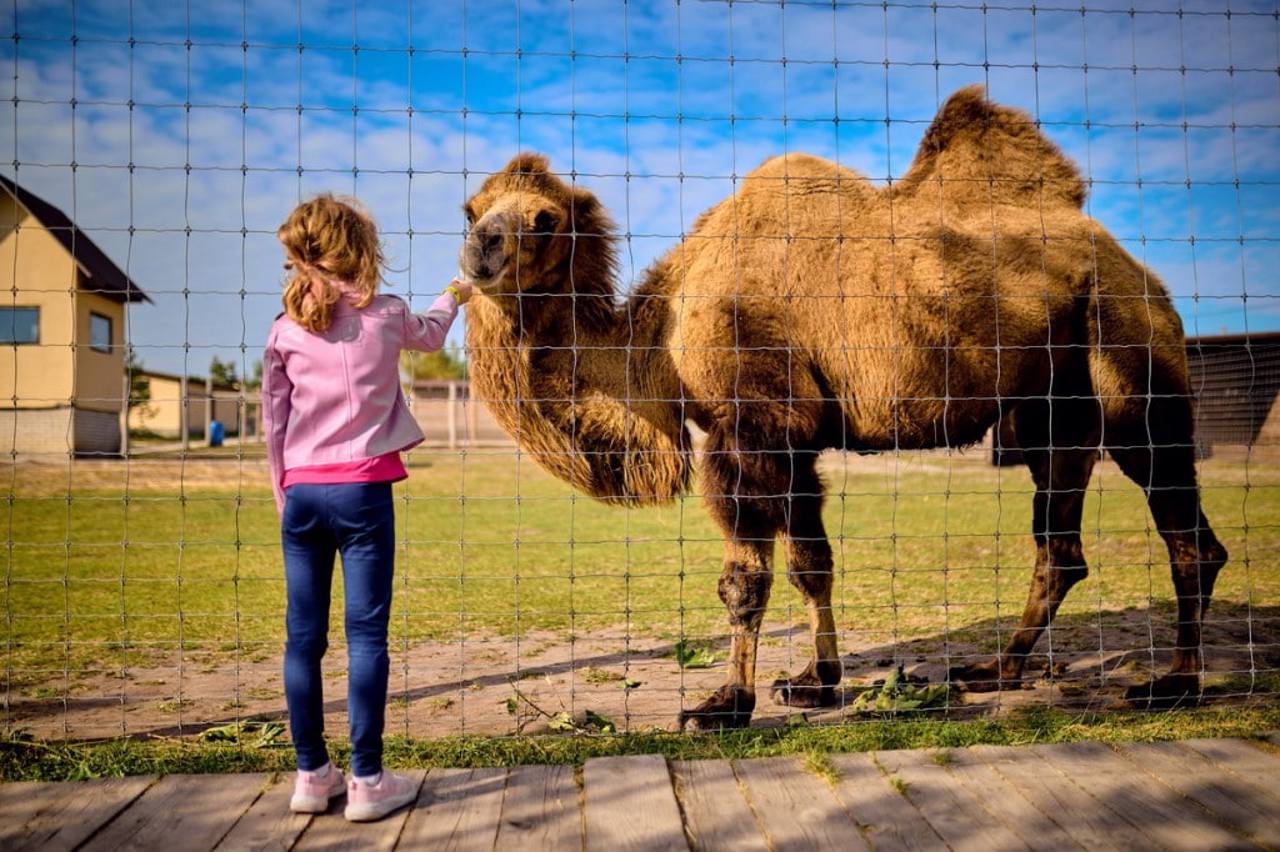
[3,737,1279,850]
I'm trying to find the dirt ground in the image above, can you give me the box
[8,602,1276,741]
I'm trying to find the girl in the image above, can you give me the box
[262,195,472,822]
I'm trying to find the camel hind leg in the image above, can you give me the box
[1108,393,1228,707]
[950,387,1101,692]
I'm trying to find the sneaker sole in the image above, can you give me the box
[290,790,346,813]
[344,792,416,822]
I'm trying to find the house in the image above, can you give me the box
[128,369,244,440]
[1185,332,1280,452]
[0,175,150,456]
[991,331,1280,464]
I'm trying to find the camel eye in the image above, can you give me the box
[464,206,476,226]
[534,210,558,235]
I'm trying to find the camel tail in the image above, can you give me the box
[898,84,1086,209]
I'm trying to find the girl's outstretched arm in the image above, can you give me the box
[401,281,468,352]
[261,324,293,515]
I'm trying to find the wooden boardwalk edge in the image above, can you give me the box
[2,737,1279,850]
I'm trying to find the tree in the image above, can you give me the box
[125,348,152,414]
[400,345,466,381]
[244,359,263,392]
[209,356,240,388]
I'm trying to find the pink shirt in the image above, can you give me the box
[261,289,459,514]
[281,452,409,489]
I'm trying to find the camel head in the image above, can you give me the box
[460,153,618,307]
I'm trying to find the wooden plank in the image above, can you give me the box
[733,757,868,851]
[939,749,1082,851]
[1177,738,1280,802]
[671,760,767,852]
[397,767,507,851]
[827,753,943,852]
[1115,741,1280,846]
[215,774,314,851]
[80,773,267,852]
[1029,742,1249,851]
[583,755,687,852]
[0,775,156,852]
[875,748,1030,852]
[495,765,582,850]
[292,769,426,851]
[969,745,1148,851]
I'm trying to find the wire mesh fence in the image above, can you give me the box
[2,0,1277,742]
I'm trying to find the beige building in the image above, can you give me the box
[128,370,245,440]
[0,176,150,456]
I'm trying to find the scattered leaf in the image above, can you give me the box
[851,666,951,717]
[583,710,616,734]
[198,720,285,748]
[672,640,722,669]
[548,712,577,732]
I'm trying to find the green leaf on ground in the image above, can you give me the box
[198,720,285,748]
[672,640,722,669]
[850,666,952,717]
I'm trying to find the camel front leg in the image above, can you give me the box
[679,429,784,732]
[772,484,842,707]
[680,539,775,732]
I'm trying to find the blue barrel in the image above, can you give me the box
[208,419,225,448]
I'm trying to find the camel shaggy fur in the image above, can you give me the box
[459,85,1228,730]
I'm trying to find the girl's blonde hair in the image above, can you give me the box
[277,194,385,333]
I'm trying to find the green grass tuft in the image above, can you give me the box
[803,751,842,786]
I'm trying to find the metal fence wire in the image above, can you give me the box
[1,0,1277,742]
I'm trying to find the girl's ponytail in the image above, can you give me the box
[282,264,342,334]
[277,194,385,333]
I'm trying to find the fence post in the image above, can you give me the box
[466,380,477,445]
[119,370,129,458]
[179,374,189,454]
[205,374,213,446]
[447,381,458,449]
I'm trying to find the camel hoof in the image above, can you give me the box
[679,686,755,732]
[1125,673,1200,709]
[949,660,1021,693]
[770,669,837,708]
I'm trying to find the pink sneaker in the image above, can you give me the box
[290,764,347,813]
[344,771,420,822]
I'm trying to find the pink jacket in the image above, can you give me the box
[261,291,459,513]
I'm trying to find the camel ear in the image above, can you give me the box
[568,188,599,221]
[505,152,550,176]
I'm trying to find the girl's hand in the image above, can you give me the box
[448,277,474,305]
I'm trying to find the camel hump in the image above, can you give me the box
[898,84,1086,209]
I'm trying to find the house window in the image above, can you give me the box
[90,312,112,353]
[0,307,39,344]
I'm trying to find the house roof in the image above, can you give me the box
[136,368,238,393]
[1185,331,1280,347]
[0,174,151,304]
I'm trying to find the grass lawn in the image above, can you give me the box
[4,445,1277,693]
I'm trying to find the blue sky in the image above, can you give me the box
[4,0,1278,378]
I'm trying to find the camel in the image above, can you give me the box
[457,85,1228,730]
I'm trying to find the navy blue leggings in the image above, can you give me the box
[281,481,395,777]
